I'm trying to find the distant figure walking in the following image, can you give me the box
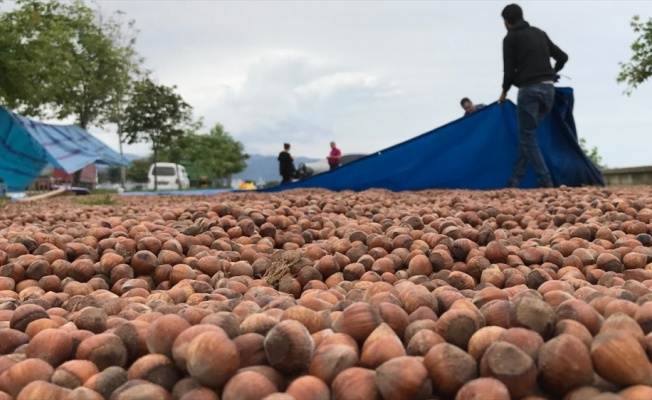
[327,141,341,170]
[498,3,568,188]
[460,98,485,116]
[278,143,295,184]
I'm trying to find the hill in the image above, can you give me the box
[233,154,319,184]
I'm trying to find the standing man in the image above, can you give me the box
[327,141,341,170]
[498,4,568,188]
[460,98,486,117]
[278,143,295,184]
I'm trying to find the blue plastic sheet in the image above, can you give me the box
[0,106,131,191]
[264,87,604,192]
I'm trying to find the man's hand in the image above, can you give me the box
[498,91,507,104]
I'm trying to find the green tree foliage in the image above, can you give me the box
[579,138,606,169]
[158,123,249,187]
[194,123,249,185]
[0,0,72,112]
[618,15,652,95]
[0,0,141,127]
[125,157,152,183]
[122,78,192,190]
[107,166,122,183]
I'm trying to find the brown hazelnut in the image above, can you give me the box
[127,354,179,392]
[51,360,99,389]
[186,332,239,388]
[83,366,128,399]
[264,319,315,375]
[221,370,277,400]
[374,356,432,400]
[76,333,128,371]
[424,342,478,397]
[146,314,191,358]
[25,328,73,367]
[285,375,330,400]
[0,358,54,397]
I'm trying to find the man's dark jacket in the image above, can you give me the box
[278,151,295,176]
[502,20,568,92]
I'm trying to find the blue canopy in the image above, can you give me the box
[265,87,604,192]
[0,106,131,191]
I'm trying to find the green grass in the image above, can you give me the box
[0,197,7,209]
[74,193,117,206]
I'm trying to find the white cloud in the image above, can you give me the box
[14,1,652,168]
[208,50,402,157]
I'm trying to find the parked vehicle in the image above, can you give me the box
[147,163,190,190]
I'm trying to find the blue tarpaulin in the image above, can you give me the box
[0,106,131,191]
[264,87,604,192]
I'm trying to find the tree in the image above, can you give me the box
[0,0,73,113]
[98,8,144,188]
[618,15,652,95]
[125,157,152,183]
[158,123,249,187]
[198,124,250,186]
[122,77,192,190]
[0,0,141,126]
[579,138,606,169]
[0,0,142,184]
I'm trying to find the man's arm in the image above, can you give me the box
[502,35,516,93]
[547,35,568,73]
[500,35,515,103]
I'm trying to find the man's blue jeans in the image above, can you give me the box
[508,84,555,188]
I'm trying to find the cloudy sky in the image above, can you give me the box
[87,1,651,168]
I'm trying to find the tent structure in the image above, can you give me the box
[264,87,604,192]
[0,106,131,191]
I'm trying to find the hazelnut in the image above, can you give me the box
[591,331,652,386]
[454,378,510,400]
[221,370,276,400]
[15,380,71,400]
[25,328,73,367]
[146,314,191,358]
[127,354,179,392]
[0,358,54,397]
[111,379,172,400]
[424,343,478,398]
[537,334,593,395]
[359,323,405,368]
[186,332,239,388]
[480,342,536,399]
[76,333,128,371]
[374,356,431,400]
[264,319,314,375]
[51,360,99,389]
[309,344,358,385]
[9,304,49,332]
[83,366,128,399]
[172,325,227,372]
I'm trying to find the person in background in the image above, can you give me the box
[460,98,485,116]
[278,143,295,184]
[327,141,341,170]
[498,3,568,188]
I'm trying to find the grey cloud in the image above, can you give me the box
[209,50,402,156]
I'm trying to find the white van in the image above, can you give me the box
[147,163,190,190]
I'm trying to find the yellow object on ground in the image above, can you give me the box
[237,182,256,190]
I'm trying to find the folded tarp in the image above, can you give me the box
[264,87,604,192]
[0,106,131,191]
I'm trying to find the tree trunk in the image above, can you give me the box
[175,163,181,190]
[73,117,90,187]
[118,127,126,189]
[153,146,158,191]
